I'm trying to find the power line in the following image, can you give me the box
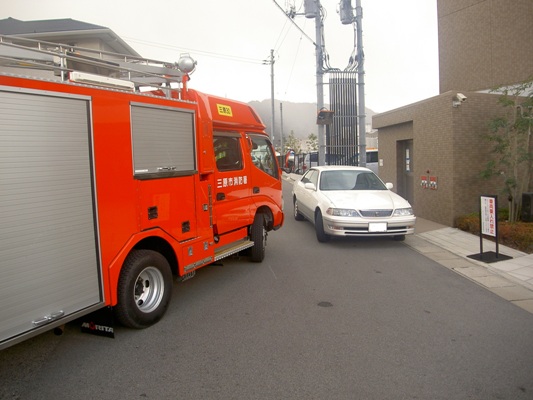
[272,17,291,51]
[271,0,316,47]
[284,31,304,97]
[122,36,265,65]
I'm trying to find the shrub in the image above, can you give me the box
[455,213,480,234]
[455,212,533,254]
[498,223,533,253]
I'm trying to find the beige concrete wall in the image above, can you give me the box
[374,96,455,225]
[373,0,532,226]
[74,38,121,55]
[438,0,533,93]
[450,92,504,219]
[374,92,506,226]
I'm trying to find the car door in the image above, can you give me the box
[297,169,319,220]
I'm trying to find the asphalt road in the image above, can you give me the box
[1,180,533,400]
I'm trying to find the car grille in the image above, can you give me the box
[358,209,393,217]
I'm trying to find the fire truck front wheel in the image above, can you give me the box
[115,249,173,329]
[250,213,266,263]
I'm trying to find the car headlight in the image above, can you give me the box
[393,207,414,216]
[326,208,360,217]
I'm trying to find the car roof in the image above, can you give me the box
[311,166,373,172]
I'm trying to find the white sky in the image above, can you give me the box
[2,0,439,113]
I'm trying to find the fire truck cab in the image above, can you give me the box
[0,36,284,349]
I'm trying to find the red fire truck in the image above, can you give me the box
[0,36,284,349]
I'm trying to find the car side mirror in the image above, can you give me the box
[386,182,394,190]
[304,182,316,191]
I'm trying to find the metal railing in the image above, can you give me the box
[0,34,189,90]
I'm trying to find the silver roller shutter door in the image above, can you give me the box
[0,88,102,344]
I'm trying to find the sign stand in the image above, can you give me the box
[467,195,512,263]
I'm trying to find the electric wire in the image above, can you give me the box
[345,21,358,71]
[273,17,293,54]
[272,0,316,47]
[122,36,265,65]
[283,30,304,97]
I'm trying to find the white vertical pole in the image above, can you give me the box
[315,0,326,166]
[356,0,366,166]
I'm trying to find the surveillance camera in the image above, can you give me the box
[456,93,467,102]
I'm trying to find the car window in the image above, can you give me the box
[301,170,312,184]
[353,172,387,190]
[302,169,318,187]
[367,150,378,163]
[319,170,387,191]
[320,170,351,190]
[249,135,279,179]
[308,170,318,186]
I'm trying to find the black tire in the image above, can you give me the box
[394,235,405,241]
[250,213,266,262]
[315,210,330,243]
[293,198,305,221]
[115,249,173,329]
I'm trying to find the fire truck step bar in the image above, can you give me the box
[214,240,254,262]
[177,271,196,282]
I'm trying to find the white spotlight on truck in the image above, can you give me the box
[178,53,197,74]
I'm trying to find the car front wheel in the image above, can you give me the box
[315,209,330,243]
[293,198,304,221]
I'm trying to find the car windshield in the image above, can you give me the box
[319,170,387,191]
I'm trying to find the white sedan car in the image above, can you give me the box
[292,166,416,242]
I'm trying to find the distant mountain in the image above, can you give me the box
[249,99,376,147]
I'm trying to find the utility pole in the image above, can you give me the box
[355,0,366,166]
[276,0,365,167]
[280,102,284,154]
[269,49,276,144]
[340,0,366,166]
[305,0,326,166]
[315,4,325,166]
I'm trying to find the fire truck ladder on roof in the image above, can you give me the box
[0,34,196,93]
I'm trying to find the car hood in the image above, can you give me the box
[322,190,411,210]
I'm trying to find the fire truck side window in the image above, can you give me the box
[214,135,243,171]
[249,135,279,179]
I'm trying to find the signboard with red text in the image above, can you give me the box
[480,196,497,237]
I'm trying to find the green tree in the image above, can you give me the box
[482,79,533,222]
[306,133,318,151]
[284,130,302,153]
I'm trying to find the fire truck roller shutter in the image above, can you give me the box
[131,103,196,178]
[0,88,102,346]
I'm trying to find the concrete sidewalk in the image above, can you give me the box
[406,218,533,314]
